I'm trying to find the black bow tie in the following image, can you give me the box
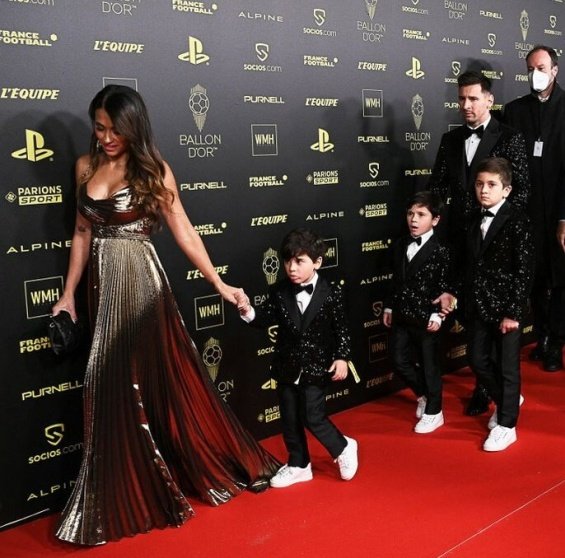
[463,125,484,139]
[481,209,494,218]
[409,236,422,246]
[294,283,314,295]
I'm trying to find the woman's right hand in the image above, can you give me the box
[52,294,77,322]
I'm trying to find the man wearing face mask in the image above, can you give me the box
[504,45,565,372]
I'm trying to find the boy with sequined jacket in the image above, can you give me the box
[236,228,358,488]
[465,157,534,452]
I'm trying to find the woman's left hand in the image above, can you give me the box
[215,281,245,306]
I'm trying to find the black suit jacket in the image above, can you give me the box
[385,235,452,328]
[465,201,534,324]
[428,117,530,236]
[250,276,351,385]
[504,83,565,284]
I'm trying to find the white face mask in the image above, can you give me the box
[528,69,551,93]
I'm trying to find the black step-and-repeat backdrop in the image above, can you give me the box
[1,0,561,530]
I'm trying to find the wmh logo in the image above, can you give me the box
[25,276,64,319]
[251,124,278,156]
[194,294,225,330]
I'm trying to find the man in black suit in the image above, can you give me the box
[237,228,358,487]
[384,192,452,434]
[465,157,534,451]
[504,45,565,372]
[429,70,530,415]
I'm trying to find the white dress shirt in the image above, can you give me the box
[465,115,491,164]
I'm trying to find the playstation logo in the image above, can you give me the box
[310,128,334,153]
[178,36,210,65]
[406,57,425,79]
[12,129,54,162]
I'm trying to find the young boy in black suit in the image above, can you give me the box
[236,228,358,487]
[466,157,534,451]
[384,191,452,434]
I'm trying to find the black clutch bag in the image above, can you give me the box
[48,311,85,355]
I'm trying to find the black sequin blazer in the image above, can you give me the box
[465,201,534,324]
[250,276,352,386]
[428,117,530,233]
[385,235,452,328]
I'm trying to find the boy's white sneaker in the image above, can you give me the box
[488,394,525,430]
[416,396,427,419]
[336,436,358,480]
[483,425,517,452]
[269,463,313,488]
[414,411,444,434]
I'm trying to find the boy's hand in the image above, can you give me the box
[433,292,457,318]
[499,317,519,334]
[234,290,251,315]
[383,310,392,328]
[328,359,348,381]
[427,320,441,332]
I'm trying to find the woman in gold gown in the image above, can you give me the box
[51,85,280,545]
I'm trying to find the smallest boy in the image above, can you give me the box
[384,191,452,434]
[466,157,533,451]
[236,228,358,487]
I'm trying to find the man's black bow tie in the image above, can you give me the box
[409,236,422,246]
[481,209,495,218]
[463,125,484,139]
[294,283,314,295]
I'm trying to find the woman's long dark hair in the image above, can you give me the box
[83,85,173,221]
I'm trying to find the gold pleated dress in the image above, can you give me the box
[55,185,280,545]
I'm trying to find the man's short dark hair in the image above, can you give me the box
[526,45,559,67]
[457,70,493,93]
[281,228,326,262]
[476,157,512,186]
[407,191,444,218]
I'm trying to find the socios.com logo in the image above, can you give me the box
[12,130,54,162]
[178,36,210,65]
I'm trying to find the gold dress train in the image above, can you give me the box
[55,185,280,545]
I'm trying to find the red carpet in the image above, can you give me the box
[2,346,564,557]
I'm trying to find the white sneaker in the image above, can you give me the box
[335,436,358,481]
[414,411,444,434]
[488,394,525,430]
[483,425,517,452]
[269,463,313,488]
[416,396,427,419]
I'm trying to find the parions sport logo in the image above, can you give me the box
[5,185,63,205]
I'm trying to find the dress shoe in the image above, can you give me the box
[488,394,524,430]
[414,411,444,434]
[542,345,563,372]
[335,436,358,481]
[483,425,517,452]
[465,384,491,416]
[529,336,549,361]
[270,463,313,488]
[416,396,427,419]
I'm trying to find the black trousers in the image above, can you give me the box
[390,322,443,415]
[467,317,521,428]
[277,382,346,468]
